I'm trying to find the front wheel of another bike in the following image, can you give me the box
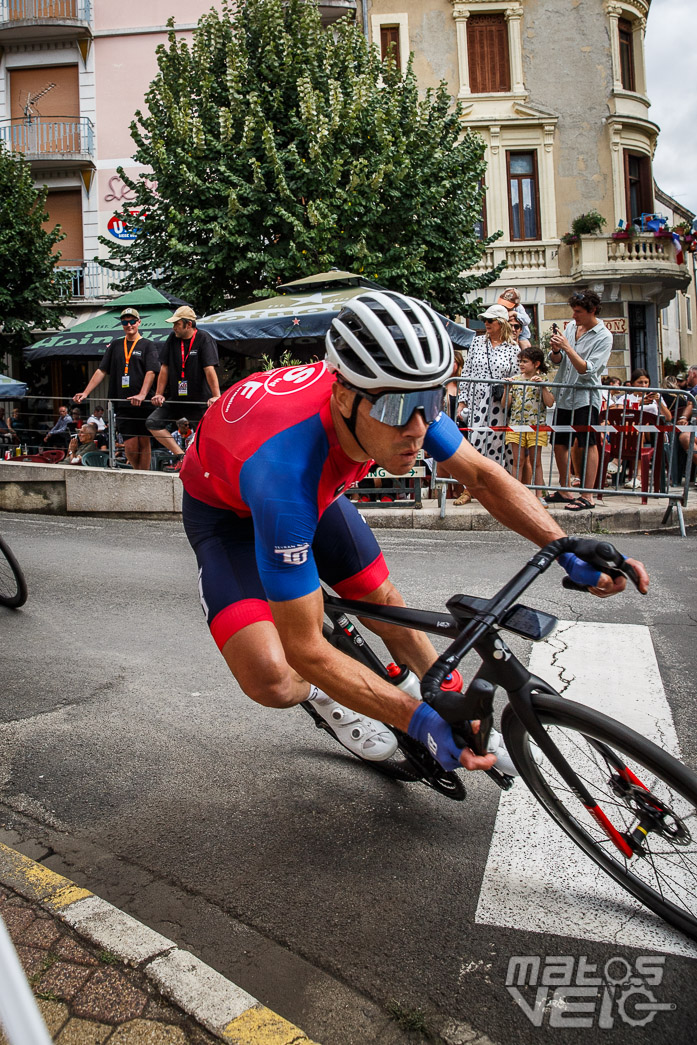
[502,694,697,942]
[0,536,27,608]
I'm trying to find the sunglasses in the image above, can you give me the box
[121,318,138,326]
[510,324,522,330]
[347,383,445,427]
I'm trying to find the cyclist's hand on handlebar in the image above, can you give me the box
[559,541,649,597]
[407,704,496,773]
[589,557,649,599]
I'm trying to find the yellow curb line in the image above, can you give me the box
[0,842,92,909]
[222,1004,321,1044]
[0,842,321,1044]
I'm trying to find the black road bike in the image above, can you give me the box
[303,537,697,942]
[0,535,28,609]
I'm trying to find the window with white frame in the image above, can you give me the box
[451,1,524,98]
[371,14,409,73]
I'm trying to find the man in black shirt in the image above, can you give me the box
[73,307,160,469]
[146,306,221,466]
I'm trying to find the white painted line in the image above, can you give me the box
[476,621,697,959]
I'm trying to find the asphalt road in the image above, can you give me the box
[1,513,696,1045]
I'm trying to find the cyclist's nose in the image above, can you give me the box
[400,409,429,437]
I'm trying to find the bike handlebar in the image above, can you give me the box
[420,536,642,704]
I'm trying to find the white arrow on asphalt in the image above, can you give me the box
[476,620,697,959]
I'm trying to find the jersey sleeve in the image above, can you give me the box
[423,412,464,462]
[99,343,114,375]
[239,417,327,602]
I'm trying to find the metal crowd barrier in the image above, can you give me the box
[2,394,209,471]
[452,376,696,535]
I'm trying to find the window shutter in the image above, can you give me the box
[468,14,510,93]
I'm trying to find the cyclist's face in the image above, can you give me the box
[333,385,429,474]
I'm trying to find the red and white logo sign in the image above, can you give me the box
[264,362,326,396]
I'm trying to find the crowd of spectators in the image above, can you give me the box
[4,290,697,501]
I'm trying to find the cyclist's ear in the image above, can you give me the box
[332,380,356,419]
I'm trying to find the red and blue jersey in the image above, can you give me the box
[180,361,463,601]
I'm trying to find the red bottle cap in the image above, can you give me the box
[440,669,463,692]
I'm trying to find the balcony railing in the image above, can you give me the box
[0,0,91,26]
[568,232,689,284]
[0,117,94,161]
[57,261,126,300]
[470,242,559,276]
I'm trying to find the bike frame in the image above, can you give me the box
[323,536,639,858]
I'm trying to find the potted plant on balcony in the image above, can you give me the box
[561,209,607,246]
[611,224,637,240]
[653,224,674,239]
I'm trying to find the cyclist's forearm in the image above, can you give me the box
[270,593,419,729]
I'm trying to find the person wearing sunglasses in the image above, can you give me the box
[73,308,160,469]
[176,290,647,782]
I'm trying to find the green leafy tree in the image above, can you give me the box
[0,144,71,356]
[102,0,501,315]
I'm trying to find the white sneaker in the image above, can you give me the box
[305,688,398,762]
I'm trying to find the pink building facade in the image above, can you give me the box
[0,1,213,302]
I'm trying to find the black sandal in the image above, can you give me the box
[565,496,595,511]
[545,491,573,504]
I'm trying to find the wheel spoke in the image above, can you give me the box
[506,705,697,939]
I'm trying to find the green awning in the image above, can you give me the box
[23,285,182,360]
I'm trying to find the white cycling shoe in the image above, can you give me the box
[486,728,519,776]
[306,688,398,762]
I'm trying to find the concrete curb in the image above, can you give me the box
[0,842,320,1044]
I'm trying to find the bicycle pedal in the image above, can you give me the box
[486,767,515,791]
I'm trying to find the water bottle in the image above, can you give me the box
[386,663,422,700]
[386,664,464,700]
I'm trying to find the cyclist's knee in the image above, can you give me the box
[235,660,299,708]
[363,577,405,609]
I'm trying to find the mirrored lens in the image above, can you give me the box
[368,388,444,427]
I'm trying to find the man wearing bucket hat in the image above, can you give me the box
[73,307,160,469]
[146,306,221,467]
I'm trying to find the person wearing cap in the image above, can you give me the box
[495,287,532,349]
[454,303,519,499]
[146,306,220,466]
[73,308,160,469]
[173,417,195,452]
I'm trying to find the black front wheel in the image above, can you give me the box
[502,694,697,941]
[0,536,27,608]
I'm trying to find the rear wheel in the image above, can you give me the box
[0,536,27,608]
[502,695,697,940]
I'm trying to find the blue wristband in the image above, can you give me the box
[559,552,602,588]
[407,703,463,771]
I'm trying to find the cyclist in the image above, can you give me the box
[180,292,649,775]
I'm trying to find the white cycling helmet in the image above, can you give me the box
[325,290,454,391]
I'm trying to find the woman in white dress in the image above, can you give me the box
[457,303,519,464]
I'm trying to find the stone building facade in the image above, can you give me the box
[362,0,695,378]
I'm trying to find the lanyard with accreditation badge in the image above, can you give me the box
[178,330,196,396]
[121,333,141,388]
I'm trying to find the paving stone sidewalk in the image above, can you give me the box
[0,845,320,1045]
[1,882,218,1044]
